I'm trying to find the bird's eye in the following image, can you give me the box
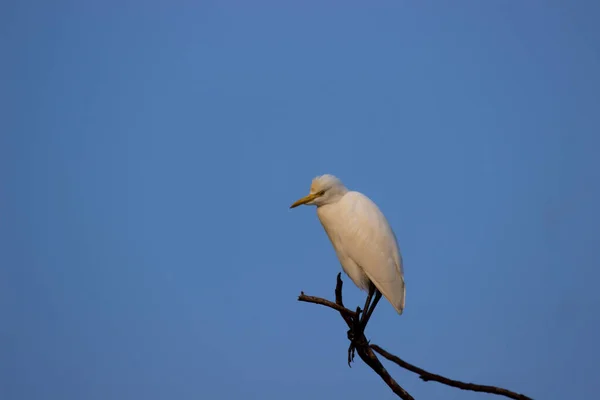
[318,190,326,196]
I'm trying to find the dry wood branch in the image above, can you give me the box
[354,341,415,400]
[334,273,353,327]
[297,291,356,318]
[371,345,533,400]
[301,274,414,400]
[298,274,534,400]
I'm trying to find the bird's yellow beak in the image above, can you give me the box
[290,192,322,209]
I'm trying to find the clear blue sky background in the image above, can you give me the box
[2,2,600,399]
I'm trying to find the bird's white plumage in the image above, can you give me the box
[291,174,406,315]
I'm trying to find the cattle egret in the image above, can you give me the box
[290,174,405,328]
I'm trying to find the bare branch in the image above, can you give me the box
[298,292,357,318]
[334,272,353,327]
[355,343,415,400]
[298,274,534,400]
[371,345,532,400]
[300,275,413,400]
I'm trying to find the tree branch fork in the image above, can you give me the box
[298,273,533,400]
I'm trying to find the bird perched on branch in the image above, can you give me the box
[290,174,405,329]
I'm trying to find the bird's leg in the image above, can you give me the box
[361,289,382,330]
[359,283,376,327]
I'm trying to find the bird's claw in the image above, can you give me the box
[347,327,356,366]
[346,314,363,367]
[348,342,356,366]
[347,328,354,341]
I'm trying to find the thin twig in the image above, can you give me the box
[371,345,532,400]
[298,292,357,318]
[334,273,353,327]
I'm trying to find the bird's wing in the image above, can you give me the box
[337,191,405,314]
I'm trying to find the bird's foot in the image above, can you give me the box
[348,343,356,366]
[347,328,357,366]
[347,330,369,366]
[346,307,365,367]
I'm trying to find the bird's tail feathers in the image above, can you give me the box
[365,272,405,315]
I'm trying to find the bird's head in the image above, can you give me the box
[290,174,349,208]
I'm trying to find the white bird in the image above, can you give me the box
[290,174,405,328]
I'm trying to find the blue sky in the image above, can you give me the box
[2,2,600,399]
